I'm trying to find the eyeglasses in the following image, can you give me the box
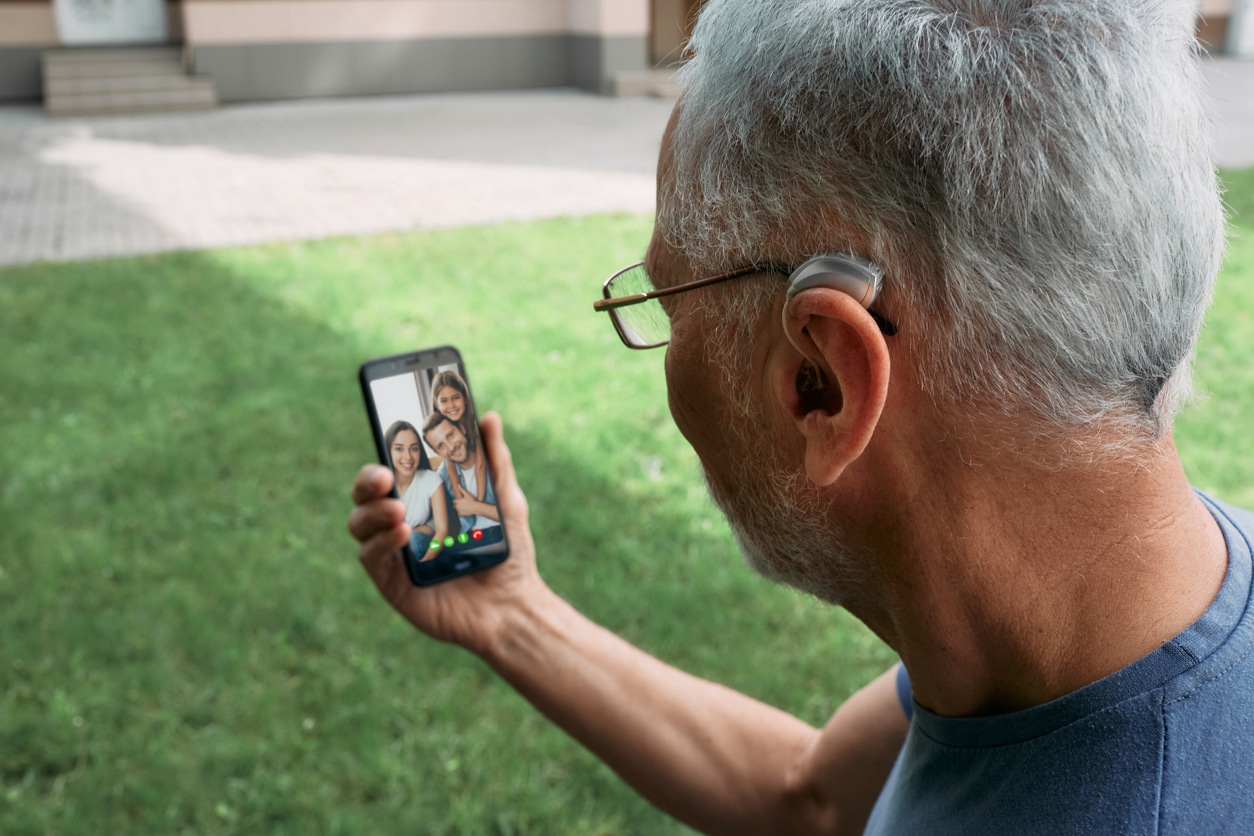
[593,260,897,349]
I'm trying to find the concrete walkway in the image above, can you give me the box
[0,90,673,266]
[1,56,1251,267]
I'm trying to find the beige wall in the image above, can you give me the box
[185,0,561,44]
[0,0,647,48]
[183,0,647,46]
[1,1,1234,50]
[569,0,647,36]
[0,2,57,45]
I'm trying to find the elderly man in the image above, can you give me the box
[349,0,1254,832]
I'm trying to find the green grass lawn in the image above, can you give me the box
[1177,167,1254,507]
[1,168,1252,834]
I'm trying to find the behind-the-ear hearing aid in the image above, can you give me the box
[784,254,885,395]
[785,253,884,309]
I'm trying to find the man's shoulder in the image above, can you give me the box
[1159,659,1254,830]
[870,492,1254,835]
[873,674,1254,834]
[1158,492,1254,829]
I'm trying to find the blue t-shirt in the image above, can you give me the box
[866,493,1254,834]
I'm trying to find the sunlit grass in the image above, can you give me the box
[1177,167,1254,507]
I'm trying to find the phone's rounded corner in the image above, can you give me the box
[399,547,429,586]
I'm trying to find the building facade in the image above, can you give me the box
[0,0,1239,105]
[1,0,709,102]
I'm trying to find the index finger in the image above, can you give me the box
[351,464,395,505]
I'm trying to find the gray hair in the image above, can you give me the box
[661,0,1225,442]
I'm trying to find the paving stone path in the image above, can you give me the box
[0,90,672,266]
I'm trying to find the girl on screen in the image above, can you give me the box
[431,369,486,504]
[384,420,450,562]
[431,369,476,435]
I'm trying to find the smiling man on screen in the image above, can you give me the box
[422,411,500,534]
[349,0,1254,832]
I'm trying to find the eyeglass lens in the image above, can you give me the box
[608,264,671,347]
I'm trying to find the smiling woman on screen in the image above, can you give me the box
[383,420,449,562]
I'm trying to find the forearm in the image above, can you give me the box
[420,523,448,561]
[484,585,821,835]
[457,496,499,522]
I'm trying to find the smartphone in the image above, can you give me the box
[359,346,509,585]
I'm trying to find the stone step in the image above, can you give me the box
[42,47,218,117]
[42,46,181,65]
[46,74,215,96]
[613,69,680,99]
[45,59,186,81]
[46,87,218,118]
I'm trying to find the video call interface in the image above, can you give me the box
[369,361,505,561]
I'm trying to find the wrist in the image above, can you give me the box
[480,578,569,671]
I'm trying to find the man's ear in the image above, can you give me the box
[776,288,891,486]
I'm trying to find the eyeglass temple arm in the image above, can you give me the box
[592,263,898,335]
[593,293,648,312]
[593,265,762,312]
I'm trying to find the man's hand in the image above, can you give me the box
[348,412,543,656]
[451,492,497,521]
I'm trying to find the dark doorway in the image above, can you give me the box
[651,0,706,66]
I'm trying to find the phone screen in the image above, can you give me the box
[359,346,509,585]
